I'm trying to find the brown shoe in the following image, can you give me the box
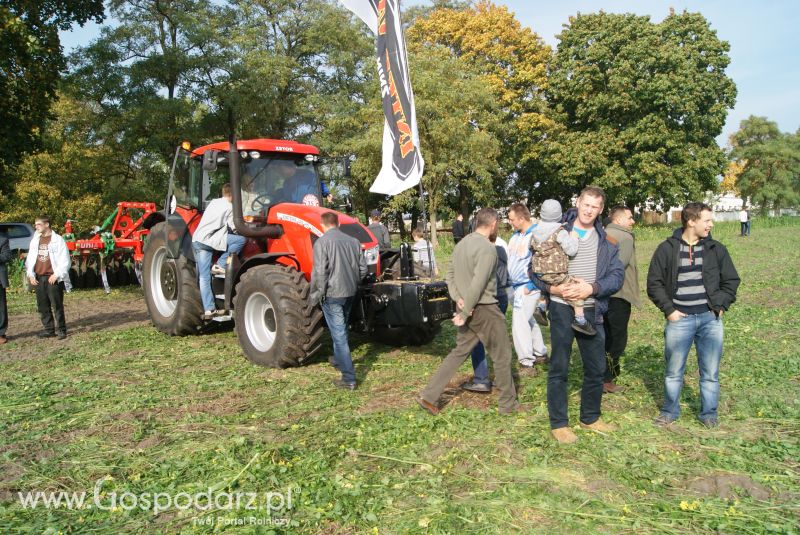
[551,427,578,444]
[580,419,618,433]
[603,382,626,394]
[0,335,7,344]
[416,397,440,416]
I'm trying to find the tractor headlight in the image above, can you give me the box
[363,245,379,265]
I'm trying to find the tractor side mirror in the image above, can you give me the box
[203,150,219,171]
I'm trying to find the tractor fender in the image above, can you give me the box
[142,211,166,230]
[227,252,300,309]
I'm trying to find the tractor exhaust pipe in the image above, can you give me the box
[228,134,284,239]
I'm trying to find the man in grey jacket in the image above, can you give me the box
[0,232,12,344]
[309,212,367,390]
[417,208,521,415]
[603,206,641,393]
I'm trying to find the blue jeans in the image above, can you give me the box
[470,295,508,385]
[661,311,724,421]
[218,233,246,268]
[547,302,605,428]
[321,296,356,384]
[192,241,216,312]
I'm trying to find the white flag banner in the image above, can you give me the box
[339,0,424,195]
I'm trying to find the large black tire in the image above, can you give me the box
[142,222,203,335]
[233,264,324,368]
[372,323,441,347]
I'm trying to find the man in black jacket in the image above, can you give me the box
[647,202,740,429]
[0,232,12,344]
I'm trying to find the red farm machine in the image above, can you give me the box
[140,138,453,368]
[64,202,160,292]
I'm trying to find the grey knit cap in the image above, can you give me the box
[540,199,563,223]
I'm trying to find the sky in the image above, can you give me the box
[59,0,800,147]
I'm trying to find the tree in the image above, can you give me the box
[731,116,800,214]
[545,10,736,210]
[0,94,137,231]
[407,1,554,213]
[719,160,744,196]
[0,0,104,190]
[331,45,501,246]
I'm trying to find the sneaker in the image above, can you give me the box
[201,310,215,321]
[653,414,677,427]
[571,319,597,336]
[551,427,578,444]
[533,306,548,326]
[460,380,492,393]
[37,332,56,339]
[699,418,719,429]
[534,353,550,365]
[580,419,618,433]
[332,379,356,391]
[211,265,226,276]
[57,332,67,340]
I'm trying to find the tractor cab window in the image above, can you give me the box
[240,156,320,216]
[172,150,202,209]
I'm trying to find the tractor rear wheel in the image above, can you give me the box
[233,264,324,368]
[142,222,203,335]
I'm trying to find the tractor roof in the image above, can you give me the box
[193,138,320,157]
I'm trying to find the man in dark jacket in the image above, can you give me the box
[309,212,368,390]
[647,202,740,429]
[530,186,624,443]
[452,214,465,244]
[0,232,13,344]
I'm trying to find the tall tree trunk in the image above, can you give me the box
[395,209,407,240]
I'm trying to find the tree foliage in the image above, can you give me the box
[545,10,736,210]
[407,1,554,213]
[0,0,104,189]
[731,116,800,214]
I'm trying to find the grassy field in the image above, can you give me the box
[1,218,798,534]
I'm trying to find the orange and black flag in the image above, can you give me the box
[338,0,424,195]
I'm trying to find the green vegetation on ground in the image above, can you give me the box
[1,218,798,533]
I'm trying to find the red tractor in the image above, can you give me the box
[141,138,452,367]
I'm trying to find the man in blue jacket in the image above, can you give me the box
[530,186,624,443]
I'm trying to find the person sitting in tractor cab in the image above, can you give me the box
[270,160,320,206]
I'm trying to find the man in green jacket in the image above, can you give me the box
[603,206,641,393]
[417,208,521,415]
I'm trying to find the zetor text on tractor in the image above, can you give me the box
[141,138,453,367]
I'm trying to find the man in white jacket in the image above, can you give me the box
[26,215,71,339]
[192,184,245,319]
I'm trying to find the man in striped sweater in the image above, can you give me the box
[647,202,740,429]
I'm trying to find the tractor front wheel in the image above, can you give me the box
[141,222,203,335]
[233,264,324,368]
